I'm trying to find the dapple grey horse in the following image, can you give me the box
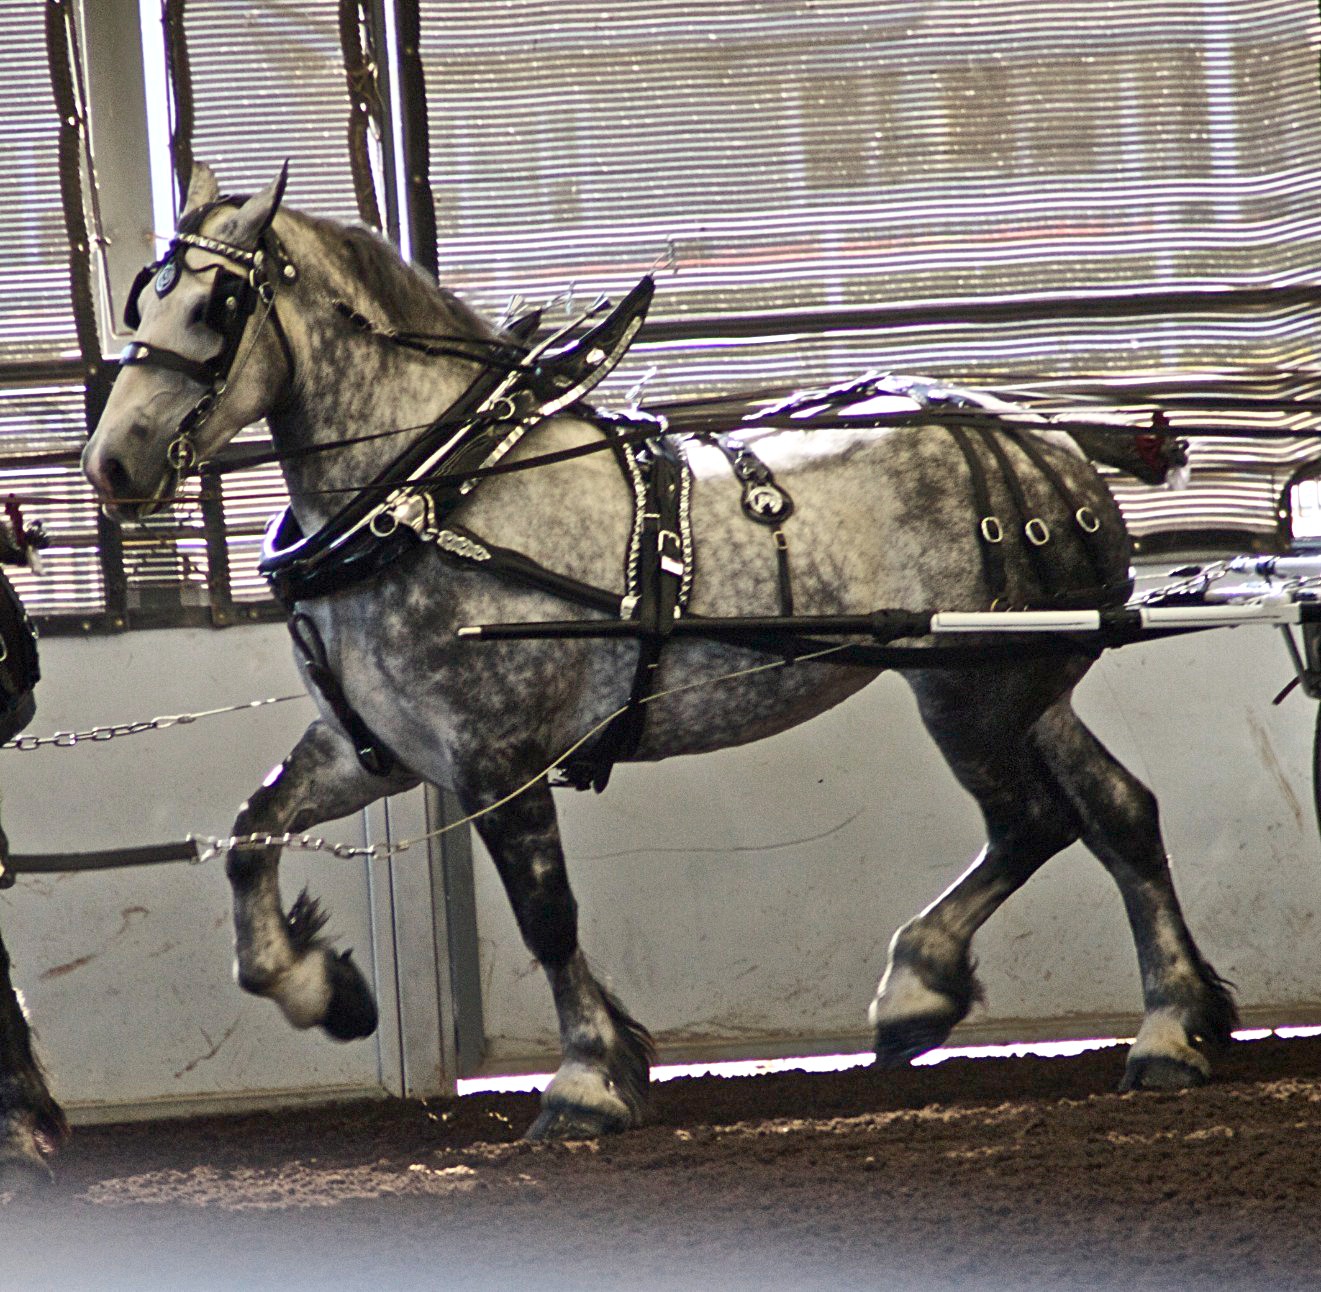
[83,165,1234,1139]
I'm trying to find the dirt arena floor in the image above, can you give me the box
[6,1034,1321,1291]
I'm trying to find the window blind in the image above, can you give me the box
[121,0,366,618]
[418,0,1321,551]
[0,6,106,621]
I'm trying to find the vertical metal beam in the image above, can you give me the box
[78,0,156,350]
[426,785,486,1078]
[199,470,233,626]
[339,0,385,232]
[382,0,437,279]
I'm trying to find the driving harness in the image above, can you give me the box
[119,191,298,475]
[120,208,1127,794]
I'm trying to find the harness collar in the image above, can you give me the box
[259,275,656,605]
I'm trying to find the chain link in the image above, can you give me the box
[187,830,401,865]
[2,694,304,752]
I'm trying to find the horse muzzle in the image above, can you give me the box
[81,437,180,522]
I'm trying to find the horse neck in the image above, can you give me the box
[267,231,489,530]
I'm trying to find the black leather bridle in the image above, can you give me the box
[119,207,298,475]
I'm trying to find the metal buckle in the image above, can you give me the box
[167,436,198,470]
[658,528,684,578]
[980,516,1004,543]
[1075,506,1101,534]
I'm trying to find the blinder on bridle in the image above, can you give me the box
[118,202,297,473]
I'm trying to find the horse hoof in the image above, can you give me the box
[525,1099,633,1142]
[0,1149,52,1195]
[873,1017,953,1069]
[1120,1054,1209,1092]
[319,950,378,1041]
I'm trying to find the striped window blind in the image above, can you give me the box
[0,8,105,622]
[418,0,1321,553]
[123,0,364,615]
[7,1,1321,633]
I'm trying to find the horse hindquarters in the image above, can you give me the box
[0,926,65,1190]
[871,670,1234,1090]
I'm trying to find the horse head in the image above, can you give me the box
[83,163,295,519]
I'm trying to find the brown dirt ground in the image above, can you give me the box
[5,1035,1321,1291]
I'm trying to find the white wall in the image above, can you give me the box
[472,619,1321,1067]
[0,625,397,1116]
[7,609,1321,1107]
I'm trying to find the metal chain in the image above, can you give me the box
[188,643,856,866]
[188,830,395,865]
[2,694,305,752]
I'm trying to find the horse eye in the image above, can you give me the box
[187,300,207,328]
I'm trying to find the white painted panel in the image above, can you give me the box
[0,626,394,1113]
[472,620,1321,1066]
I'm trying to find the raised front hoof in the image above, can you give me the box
[873,1016,955,1069]
[1120,1054,1210,1092]
[526,1097,634,1142]
[319,950,378,1041]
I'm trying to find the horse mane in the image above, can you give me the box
[289,210,500,342]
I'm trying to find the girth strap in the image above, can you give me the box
[287,611,397,777]
[705,433,797,656]
[554,433,691,793]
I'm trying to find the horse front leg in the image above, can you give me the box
[462,775,653,1139]
[0,924,66,1191]
[226,719,418,1040]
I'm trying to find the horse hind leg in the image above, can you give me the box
[0,927,67,1192]
[1031,703,1237,1089]
[462,775,653,1139]
[870,714,1083,1067]
[225,719,419,1041]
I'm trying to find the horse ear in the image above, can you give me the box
[182,162,220,217]
[226,162,290,248]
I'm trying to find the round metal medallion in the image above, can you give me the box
[746,483,786,519]
[155,258,180,298]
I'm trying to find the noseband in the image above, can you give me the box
[120,212,298,474]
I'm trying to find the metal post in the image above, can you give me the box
[426,784,486,1078]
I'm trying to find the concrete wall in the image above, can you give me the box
[0,625,399,1117]
[7,608,1321,1109]
[472,618,1321,1068]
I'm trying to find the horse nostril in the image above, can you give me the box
[103,457,133,498]
[86,450,133,501]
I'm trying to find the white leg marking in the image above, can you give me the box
[869,961,954,1030]
[269,952,332,1030]
[1128,1006,1211,1077]
[543,1061,631,1121]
